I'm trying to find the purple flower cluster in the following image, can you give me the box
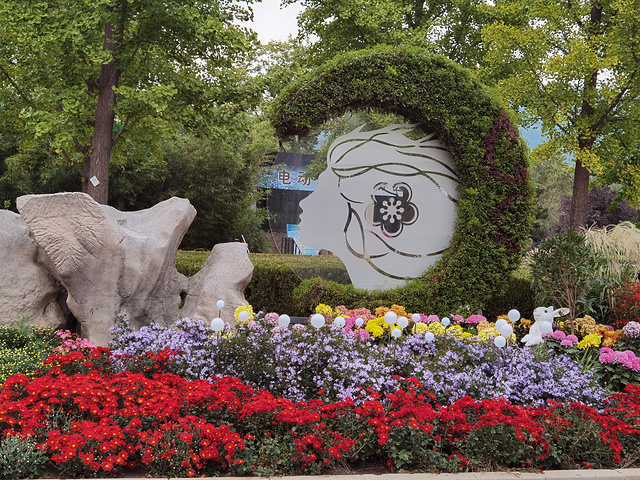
[109,315,605,407]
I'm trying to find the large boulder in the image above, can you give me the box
[181,242,254,326]
[16,192,196,346]
[0,210,66,328]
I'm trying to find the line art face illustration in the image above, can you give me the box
[299,124,459,290]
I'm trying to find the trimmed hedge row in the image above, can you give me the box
[269,46,534,315]
[176,251,535,319]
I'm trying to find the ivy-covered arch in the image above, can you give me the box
[270,46,533,313]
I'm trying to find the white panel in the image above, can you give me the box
[299,124,459,290]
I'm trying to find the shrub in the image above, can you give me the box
[0,320,61,383]
[531,230,605,328]
[483,274,535,322]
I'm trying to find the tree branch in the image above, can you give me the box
[0,64,31,102]
[59,146,86,178]
[112,117,137,144]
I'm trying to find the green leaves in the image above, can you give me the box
[0,0,259,201]
[482,0,640,208]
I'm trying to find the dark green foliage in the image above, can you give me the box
[270,46,534,314]
[0,145,81,211]
[177,251,535,317]
[531,230,606,323]
[482,275,536,322]
[0,435,48,479]
[176,252,351,315]
[245,261,309,316]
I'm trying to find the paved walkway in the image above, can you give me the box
[51,469,640,480]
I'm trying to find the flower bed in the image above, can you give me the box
[109,315,605,407]
[0,304,639,478]
[0,348,639,478]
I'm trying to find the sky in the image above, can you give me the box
[245,0,304,43]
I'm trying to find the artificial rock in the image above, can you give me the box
[181,242,254,326]
[16,192,196,346]
[0,210,66,329]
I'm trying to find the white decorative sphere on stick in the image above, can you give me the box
[495,319,508,330]
[333,317,346,328]
[384,311,397,325]
[211,317,225,332]
[494,336,506,348]
[397,316,409,328]
[508,309,521,322]
[238,310,250,323]
[498,324,513,338]
[355,318,364,327]
[539,321,553,334]
[392,328,402,338]
[311,314,325,329]
[278,314,291,327]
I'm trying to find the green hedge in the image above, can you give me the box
[269,46,534,314]
[177,251,534,318]
[176,251,350,315]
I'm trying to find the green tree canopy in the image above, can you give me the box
[285,0,493,68]
[482,0,640,228]
[0,0,259,204]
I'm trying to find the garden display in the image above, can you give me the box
[0,302,638,479]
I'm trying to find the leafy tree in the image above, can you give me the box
[286,0,493,68]
[0,0,259,204]
[156,127,275,252]
[482,0,640,229]
[530,153,574,242]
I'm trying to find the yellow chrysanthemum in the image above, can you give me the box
[366,323,385,338]
[391,326,402,337]
[413,323,428,334]
[477,320,493,333]
[460,332,473,340]
[234,303,255,323]
[446,325,463,336]
[577,333,602,350]
[478,327,501,340]
[315,304,334,317]
[427,323,445,336]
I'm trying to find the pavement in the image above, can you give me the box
[45,470,640,480]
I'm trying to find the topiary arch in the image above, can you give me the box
[270,46,534,314]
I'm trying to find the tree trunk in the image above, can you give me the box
[569,157,590,230]
[82,21,119,205]
[569,4,602,231]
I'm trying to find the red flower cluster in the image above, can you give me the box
[611,282,640,327]
[0,350,638,476]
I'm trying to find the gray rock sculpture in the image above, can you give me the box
[0,210,66,329]
[16,192,196,346]
[181,242,254,326]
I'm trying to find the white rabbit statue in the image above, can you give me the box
[521,306,570,346]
